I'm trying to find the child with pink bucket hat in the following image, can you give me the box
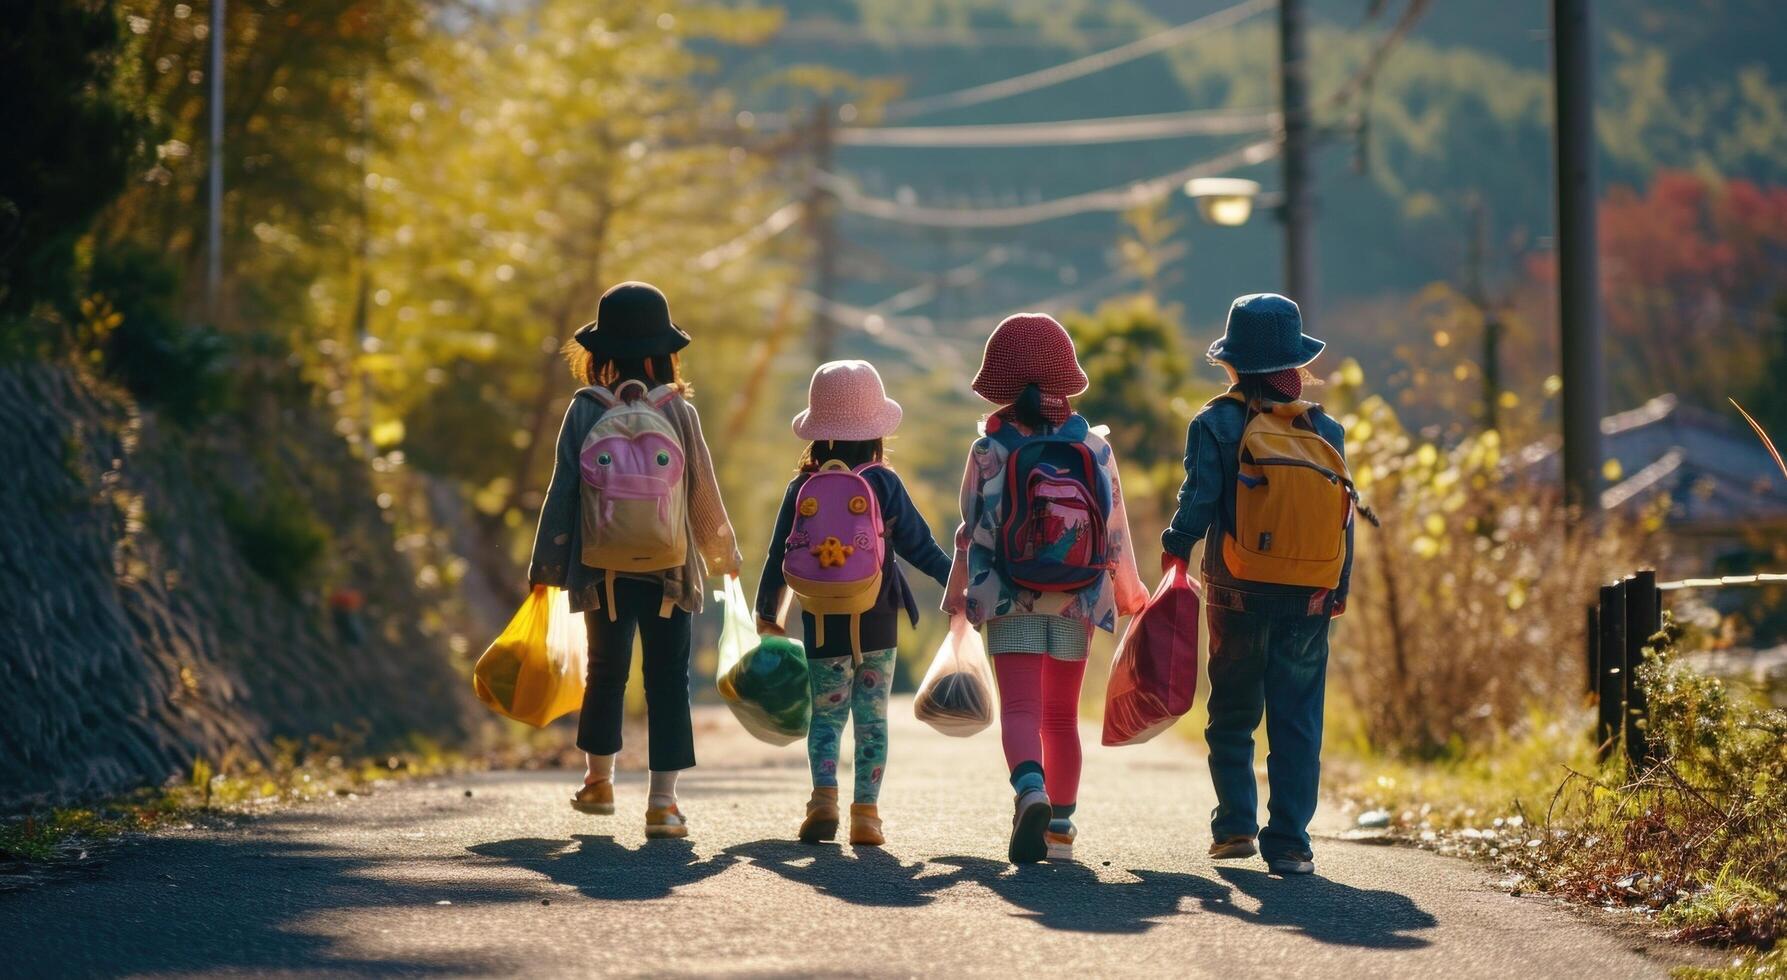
[943,313,1148,864]
[756,360,953,846]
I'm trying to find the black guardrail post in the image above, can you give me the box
[1595,581,1627,762]
[1623,569,1659,767]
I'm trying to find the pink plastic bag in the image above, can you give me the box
[914,616,996,737]
[1102,563,1201,746]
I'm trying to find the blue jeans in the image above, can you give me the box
[1204,607,1330,860]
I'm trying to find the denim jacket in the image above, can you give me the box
[1162,391,1353,611]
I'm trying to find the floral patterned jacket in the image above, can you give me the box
[943,415,1148,632]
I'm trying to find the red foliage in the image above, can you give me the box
[1524,170,1787,407]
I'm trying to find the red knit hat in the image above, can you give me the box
[971,313,1089,407]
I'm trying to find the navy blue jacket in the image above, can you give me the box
[756,465,952,658]
[1162,392,1354,611]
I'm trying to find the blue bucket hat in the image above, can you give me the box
[1206,293,1325,374]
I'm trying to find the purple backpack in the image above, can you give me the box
[781,461,886,656]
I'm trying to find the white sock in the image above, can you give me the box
[585,753,615,786]
[647,770,678,810]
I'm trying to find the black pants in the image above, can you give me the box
[576,577,695,771]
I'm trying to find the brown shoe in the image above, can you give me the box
[644,804,688,839]
[849,804,884,847]
[570,781,615,815]
[1209,835,1258,860]
[799,787,840,843]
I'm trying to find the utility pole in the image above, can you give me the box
[1278,0,1316,325]
[1465,197,1503,432]
[1553,0,1603,517]
[207,0,225,321]
[805,100,839,363]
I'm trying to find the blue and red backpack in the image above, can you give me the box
[988,414,1113,592]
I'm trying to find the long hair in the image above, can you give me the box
[1010,382,1051,428]
[562,341,690,395]
[797,438,885,473]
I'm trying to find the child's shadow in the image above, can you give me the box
[1199,867,1437,950]
[468,835,736,902]
[931,855,1228,934]
[723,839,965,908]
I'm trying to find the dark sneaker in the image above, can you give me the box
[1208,835,1258,860]
[1009,788,1052,864]
[1267,852,1315,875]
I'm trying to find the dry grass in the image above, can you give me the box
[1327,390,1654,756]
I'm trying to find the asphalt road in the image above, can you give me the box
[2,701,1696,978]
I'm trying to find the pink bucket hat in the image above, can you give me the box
[791,360,904,441]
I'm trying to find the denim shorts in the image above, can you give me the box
[985,615,1091,661]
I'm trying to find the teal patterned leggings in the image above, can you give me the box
[806,649,895,804]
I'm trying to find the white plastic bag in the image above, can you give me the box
[913,616,996,737]
[713,577,810,745]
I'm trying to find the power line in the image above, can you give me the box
[868,246,1012,314]
[1319,0,1431,110]
[817,138,1279,228]
[776,22,1165,47]
[803,243,1181,350]
[690,201,804,271]
[837,107,1278,148]
[880,0,1275,122]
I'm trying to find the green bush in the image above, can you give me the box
[1511,618,1786,950]
[218,483,329,595]
[88,247,231,425]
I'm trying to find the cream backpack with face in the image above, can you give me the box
[577,381,689,615]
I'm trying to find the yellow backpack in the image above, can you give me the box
[1217,393,1375,589]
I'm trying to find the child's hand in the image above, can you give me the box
[756,617,786,637]
[1160,552,1188,575]
[531,583,547,595]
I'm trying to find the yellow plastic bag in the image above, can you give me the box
[473,586,587,727]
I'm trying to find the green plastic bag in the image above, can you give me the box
[714,577,810,745]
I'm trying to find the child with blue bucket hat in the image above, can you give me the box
[1162,292,1359,876]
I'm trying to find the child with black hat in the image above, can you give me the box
[528,281,742,839]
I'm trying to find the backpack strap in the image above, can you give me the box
[579,385,622,409]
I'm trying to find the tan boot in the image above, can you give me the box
[849,803,884,847]
[570,780,615,815]
[644,804,688,839]
[798,787,840,843]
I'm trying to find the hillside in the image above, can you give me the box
[716,0,1786,343]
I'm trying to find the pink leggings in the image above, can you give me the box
[992,654,1087,806]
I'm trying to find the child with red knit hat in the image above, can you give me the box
[943,313,1147,864]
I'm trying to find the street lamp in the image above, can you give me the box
[1183,177,1263,227]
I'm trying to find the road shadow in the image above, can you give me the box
[723,838,966,908]
[467,835,736,901]
[1201,866,1437,949]
[931,855,1228,934]
[0,826,524,976]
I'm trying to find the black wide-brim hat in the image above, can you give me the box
[572,281,692,359]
